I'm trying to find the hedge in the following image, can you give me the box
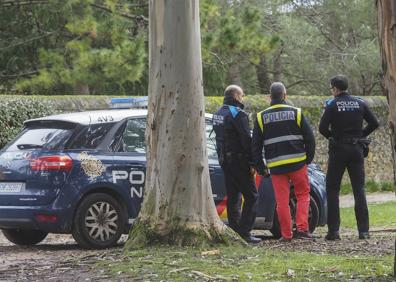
[0,95,388,149]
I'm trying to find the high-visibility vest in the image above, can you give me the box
[257,104,306,169]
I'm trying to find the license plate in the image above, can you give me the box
[0,182,25,193]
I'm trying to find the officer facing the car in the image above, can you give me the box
[212,85,261,244]
[319,75,379,240]
[252,82,316,242]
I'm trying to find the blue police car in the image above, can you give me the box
[0,99,327,248]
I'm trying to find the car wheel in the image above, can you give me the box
[72,193,125,249]
[270,195,320,238]
[2,229,48,246]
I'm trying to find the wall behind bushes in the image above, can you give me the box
[0,95,392,184]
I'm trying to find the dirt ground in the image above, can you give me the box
[0,228,394,282]
[0,194,395,281]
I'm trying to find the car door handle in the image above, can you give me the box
[129,164,145,168]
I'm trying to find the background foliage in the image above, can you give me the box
[0,0,382,96]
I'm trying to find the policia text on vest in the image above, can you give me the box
[252,95,316,240]
[319,82,379,240]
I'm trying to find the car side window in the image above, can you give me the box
[69,123,114,149]
[120,118,146,153]
[205,121,217,158]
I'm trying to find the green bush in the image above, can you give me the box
[0,98,57,148]
[0,94,388,150]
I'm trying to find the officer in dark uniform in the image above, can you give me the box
[319,75,379,240]
[212,85,261,244]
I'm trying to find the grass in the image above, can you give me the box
[340,201,396,229]
[102,246,393,281]
[340,181,394,195]
[101,202,396,281]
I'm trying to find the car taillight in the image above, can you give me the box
[30,155,73,172]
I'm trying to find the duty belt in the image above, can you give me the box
[330,137,370,145]
[225,152,249,159]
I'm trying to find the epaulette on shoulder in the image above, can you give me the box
[353,96,366,103]
[325,98,335,107]
[228,105,241,118]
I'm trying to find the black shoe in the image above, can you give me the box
[241,235,262,244]
[294,231,313,240]
[325,231,341,241]
[278,237,292,243]
[359,232,370,239]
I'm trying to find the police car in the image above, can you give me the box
[0,98,327,249]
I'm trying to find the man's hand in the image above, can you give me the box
[250,167,256,177]
[256,167,270,178]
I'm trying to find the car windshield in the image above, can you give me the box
[3,126,74,152]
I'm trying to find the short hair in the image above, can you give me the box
[330,75,348,91]
[270,82,286,100]
[224,85,243,99]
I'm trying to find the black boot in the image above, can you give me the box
[325,231,341,241]
[358,232,370,239]
[240,233,261,244]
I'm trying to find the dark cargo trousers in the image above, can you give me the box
[326,143,369,233]
[223,158,258,236]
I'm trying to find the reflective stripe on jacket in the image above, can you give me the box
[256,104,306,169]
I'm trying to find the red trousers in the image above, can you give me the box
[271,165,310,239]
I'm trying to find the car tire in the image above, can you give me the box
[2,229,48,246]
[72,193,125,249]
[270,195,320,238]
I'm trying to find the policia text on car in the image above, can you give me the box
[212,85,261,244]
[319,75,379,240]
[252,82,316,242]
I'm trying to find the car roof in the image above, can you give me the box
[24,109,213,126]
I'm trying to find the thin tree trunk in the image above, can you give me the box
[126,0,237,249]
[227,62,243,87]
[256,55,271,94]
[376,0,396,276]
[273,45,283,82]
[73,82,90,95]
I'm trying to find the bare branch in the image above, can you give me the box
[0,70,39,79]
[0,31,58,52]
[90,3,148,23]
[286,79,321,89]
[0,0,48,7]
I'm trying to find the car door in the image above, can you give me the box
[205,120,228,219]
[111,118,147,222]
[66,123,117,199]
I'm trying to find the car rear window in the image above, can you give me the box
[69,123,115,149]
[4,126,74,152]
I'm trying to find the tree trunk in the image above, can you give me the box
[73,82,90,95]
[227,62,243,87]
[273,45,283,82]
[256,55,271,94]
[126,0,238,249]
[376,0,396,276]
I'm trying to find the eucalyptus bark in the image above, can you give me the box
[126,0,237,249]
[376,0,396,276]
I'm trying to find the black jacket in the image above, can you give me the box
[319,92,379,140]
[252,100,316,175]
[212,96,252,165]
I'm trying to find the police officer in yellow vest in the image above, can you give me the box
[252,82,316,241]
